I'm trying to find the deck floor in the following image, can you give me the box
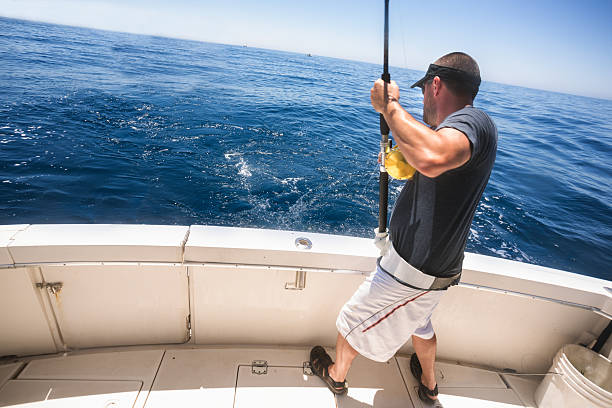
[0,346,541,408]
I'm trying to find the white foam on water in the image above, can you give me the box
[224,152,253,178]
[280,177,303,185]
[237,157,252,177]
[252,198,270,210]
[491,248,509,257]
[470,227,480,240]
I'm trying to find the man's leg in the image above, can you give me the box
[328,332,359,382]
[412,333,438,400]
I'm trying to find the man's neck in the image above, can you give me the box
[435,102,472,127]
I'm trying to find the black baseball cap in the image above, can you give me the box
[411,63,481,90]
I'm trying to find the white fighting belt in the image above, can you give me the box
[378,242,460,290]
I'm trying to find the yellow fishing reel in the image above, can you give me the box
[385,145,416,180]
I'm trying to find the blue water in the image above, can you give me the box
[1,17,610,280]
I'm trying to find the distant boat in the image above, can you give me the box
[307,53,312,57]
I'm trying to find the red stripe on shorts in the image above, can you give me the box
[361,291,430,333]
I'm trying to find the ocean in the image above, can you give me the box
[0,17,610,280]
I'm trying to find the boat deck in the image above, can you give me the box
[0,346,541,408]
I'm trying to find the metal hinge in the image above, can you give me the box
[285,270,307,290]
[182,314,192,343]
[303,361,313,376]
[251,360,268,375]
[36,281,63,295]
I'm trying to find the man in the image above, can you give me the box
[310,52,497,407]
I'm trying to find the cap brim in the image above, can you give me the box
[410,75,428,89]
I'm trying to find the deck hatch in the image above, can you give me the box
[0,379,141,408]
[234,363,336,407]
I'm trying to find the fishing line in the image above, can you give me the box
[397,0,409,70]
[360,162,381,210]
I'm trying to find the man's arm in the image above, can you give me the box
[371,79,471,178]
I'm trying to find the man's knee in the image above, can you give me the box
[412,332,436,344]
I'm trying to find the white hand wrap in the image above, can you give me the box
[374,228,391,257]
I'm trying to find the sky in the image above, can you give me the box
[1,0,611,99]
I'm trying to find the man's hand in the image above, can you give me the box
[374,228,391,256]
[370,79,400,114]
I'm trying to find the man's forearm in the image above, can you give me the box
[384,101,443,177]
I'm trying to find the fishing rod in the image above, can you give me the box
[378,0,390,237]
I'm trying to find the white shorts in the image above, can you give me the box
[336,266,444,362]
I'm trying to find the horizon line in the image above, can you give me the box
[2,15,611,103]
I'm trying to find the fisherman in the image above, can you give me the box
[310,52,497,407]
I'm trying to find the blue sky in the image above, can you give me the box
[1,0,611,99]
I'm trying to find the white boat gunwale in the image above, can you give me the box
[1,223,610,377]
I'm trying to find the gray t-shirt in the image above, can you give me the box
[389,106,497,277]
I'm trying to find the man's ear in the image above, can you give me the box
[432,76,442,96]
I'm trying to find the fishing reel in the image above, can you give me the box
[384,141,416,180]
